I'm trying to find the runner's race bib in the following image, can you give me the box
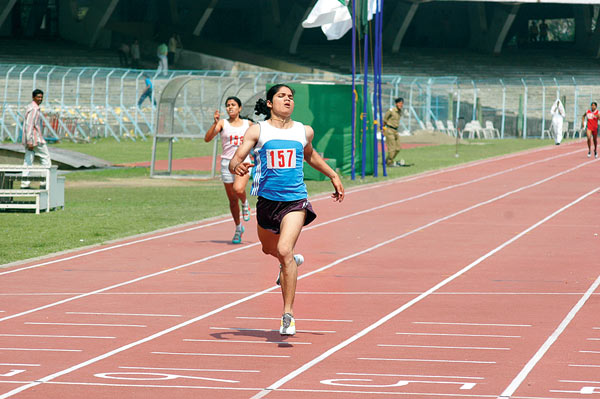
[266,148,296,169]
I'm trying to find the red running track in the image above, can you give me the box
[1,140,599,399]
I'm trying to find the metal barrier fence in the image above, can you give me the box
[0,64,596,143]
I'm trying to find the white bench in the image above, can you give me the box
[0,165,65,214]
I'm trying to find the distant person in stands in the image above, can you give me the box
[204,96,254,244]
[550,98,566,145]
[168,33,182,67]
[582,102,599,158]
[157,42,168,76]
[131,39,141,69]
[539,20,549,42]
[137,75,157,108]
[529,22,539,43]
[383,97,404,167]
[118,42,130,67]
[21,89,51,189]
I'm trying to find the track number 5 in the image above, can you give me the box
[267,149,296,169]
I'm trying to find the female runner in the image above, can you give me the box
[229,84,344,335]
[205,96,252,244]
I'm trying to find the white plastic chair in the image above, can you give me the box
[464,121,485,139]
[425,120,435,131]
[484,121,500,138]
[446,120,457,137]
[435,120,449,135]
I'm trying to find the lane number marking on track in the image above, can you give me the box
[94,372,238,384]
[0,371,24,378]
[320,378,476,390]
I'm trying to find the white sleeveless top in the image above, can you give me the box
[221,119,250,160]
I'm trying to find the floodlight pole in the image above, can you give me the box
[500,79,506,139]
[521,78,528,139]
[540,78,546,139]
[572,77,578,138]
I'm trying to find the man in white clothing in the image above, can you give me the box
[551,98,566,145]
[21,89,51,189]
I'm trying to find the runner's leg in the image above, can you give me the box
[277,210,306,315]
[223,183,241,226]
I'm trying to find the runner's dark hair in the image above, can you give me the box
[32,89,43,97]
[225,96,242,107]
[254,84,295,120]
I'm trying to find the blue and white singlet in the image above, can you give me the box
[251,120,308,201]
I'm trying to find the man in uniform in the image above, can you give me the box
[383,97,404,167]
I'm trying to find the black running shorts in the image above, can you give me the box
[256,196,317,235]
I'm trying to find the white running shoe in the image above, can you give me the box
[276,254,304,286]
[588,152,592,158]
[279,312,296,336]
[596,152,598,159]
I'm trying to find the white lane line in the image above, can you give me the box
[0,364,39,367]
[25,322,146,327]
[0,334,114,339]
[337,372,484,380]
[119,366,260,373]
[569,364,600,368]
[579,350,600,354]
[378,344,510,350]
[587,338,600,341]
[2,153,589,327]
[1,163,593,399]
[1,143,568,276]
[249,184,600,399]
[236,317,352,322]
[593,327,600,329]
[5,291,596,296]
[65,312,181,317]
[498,274,600,399]
[151,352,289,358]
[0,348,81,352]
[358,358,496,364]
[412,322,531,327]
[560,379,600,383]
[209,327,336,334]
[396,332,520,338]
[183,339,311,345]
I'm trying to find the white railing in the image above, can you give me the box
[0,64,595,142]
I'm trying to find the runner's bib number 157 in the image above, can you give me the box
[267,148,296,169]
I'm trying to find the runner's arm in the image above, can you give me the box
[304,125,344,202]
[229,124,259,176]
[204,111,223,142]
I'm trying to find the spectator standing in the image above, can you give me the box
[383,97,404,167]
[118,42,130,67]
[168,33,181,67]
[529,22,539,43]
[130,39,141,68]
[137,76,157,108]
[21,89,51,189]
[539,20,549,42]
[550,98,565,145]
[157,42,168,75]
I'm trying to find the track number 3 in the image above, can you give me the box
[267,149,296,169]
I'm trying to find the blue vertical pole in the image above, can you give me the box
[351,0,357,180]
[372,16,379,178]
[362,31,369,179]
[378,0,386,176]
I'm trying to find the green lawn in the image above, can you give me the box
[54,137,217,164]
[1,139,556,266]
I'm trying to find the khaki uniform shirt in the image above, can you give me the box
[383,107,403,131]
